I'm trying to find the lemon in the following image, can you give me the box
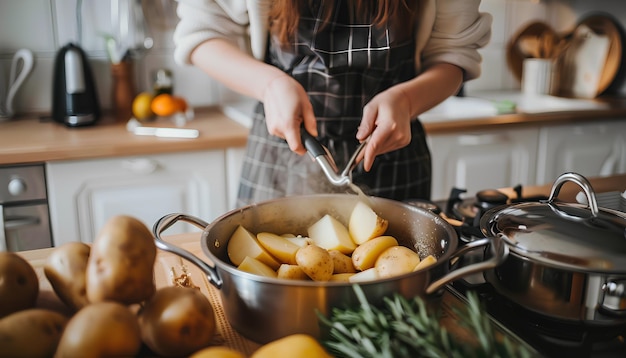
[132,92,154,121]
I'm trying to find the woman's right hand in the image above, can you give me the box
[262,75,317,155]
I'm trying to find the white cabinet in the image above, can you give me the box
[46,151,228,246]
[428,128,540,200]
[536,120,626,184]
[225,147,246,210]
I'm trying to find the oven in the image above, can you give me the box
[0,164,53,251]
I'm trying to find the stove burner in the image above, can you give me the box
[452,281,626,357]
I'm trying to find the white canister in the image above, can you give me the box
[522,58,554,96]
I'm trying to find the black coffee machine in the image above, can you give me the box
[52,43,100,127]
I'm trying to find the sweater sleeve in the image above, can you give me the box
[421,0,492,81]
[173,0,250,65]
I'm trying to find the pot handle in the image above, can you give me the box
[426,235,509,295]
[547,172,599,216]
[152,213,223,288]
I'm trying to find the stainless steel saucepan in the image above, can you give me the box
[154,194,507,344]
[480,172,626,326]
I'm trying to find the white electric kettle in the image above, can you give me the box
[0,49,35,119]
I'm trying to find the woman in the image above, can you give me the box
[174,0,491,206]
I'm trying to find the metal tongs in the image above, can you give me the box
[301,128,369,186]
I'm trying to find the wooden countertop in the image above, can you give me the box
[0,107,250,165]
[1,96,625,166]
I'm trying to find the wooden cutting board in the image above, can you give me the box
[17,232,261,356]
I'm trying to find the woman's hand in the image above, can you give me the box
[356,86,414,171]
[262,75,317,155]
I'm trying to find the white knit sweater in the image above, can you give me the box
[173,0,492,81]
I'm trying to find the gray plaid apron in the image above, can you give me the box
[237,1,431,207]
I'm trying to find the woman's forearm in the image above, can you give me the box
[395,63,464,118]
[190,38,288,101]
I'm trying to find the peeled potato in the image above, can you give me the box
[295,245,333,281]
[413,254,437,271]
[277,264,309,280]
[329,273,354,283]
[251,334,332,358]
[351,235,398,271]
[348,201,389,245]
[348,267,380,283]
[257,232,300,265]
[284,235,310,248]
[375,246,421,278]
[228,226,280,270]
[329,250,356,274]
[191,346,246,358]
[307,214,356,254]
[238,256,278,278]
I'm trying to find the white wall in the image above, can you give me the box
[1,0,625,116]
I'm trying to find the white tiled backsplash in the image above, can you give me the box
[0,0,624,117]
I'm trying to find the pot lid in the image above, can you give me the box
[480,173,626,273]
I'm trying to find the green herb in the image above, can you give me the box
[317,285,533,358]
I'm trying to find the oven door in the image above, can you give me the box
[0,203,53,251]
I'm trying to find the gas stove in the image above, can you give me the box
[408,184,626,357]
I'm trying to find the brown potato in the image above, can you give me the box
[191,346,246,358]
[0,308,68,358]
[55,302,141,358]
[295,245,333,281]
[0,252,39,318]
[375,246,421,279]
[44,242,90,312]
[86,215,157,305]
[328,250,356,274]
[138,286,216,357]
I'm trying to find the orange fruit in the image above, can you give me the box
[150,94,187,117]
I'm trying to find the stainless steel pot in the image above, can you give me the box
[153,194,507,344]
[480,172,626,326]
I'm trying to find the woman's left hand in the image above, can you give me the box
[356,86,413,171]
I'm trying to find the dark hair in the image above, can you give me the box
[270,0,418,45]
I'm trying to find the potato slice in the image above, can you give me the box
[329,273,354,283]
[375,246,421,279]
[307,215,356,254]
[413,255,437,271]
[348,268,380,283]
[237,257,277,278]
[351,235,398,271]
[257,232,300,265]
[227,226,280,270]
[284,235,310,248]
[348,201,389,245]
[295,245,333,281]
[276,264,309,280]
[329,250,356,274]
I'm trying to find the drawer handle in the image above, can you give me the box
[121,158,158,174]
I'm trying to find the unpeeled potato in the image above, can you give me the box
[328,250,356,274]
[139,286,216,357]
[44,242,91,312]
[55,302,142,358]
[0,252,39,318]
[86,215,157,305]
[0,308,68,358]
[375,246,422,278]
[351,235,398,271]
[295,245,333,281]
[191,346,246,358]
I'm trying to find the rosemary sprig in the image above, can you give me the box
[317,285,533,358]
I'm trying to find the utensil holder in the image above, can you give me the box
[111,61,135,123]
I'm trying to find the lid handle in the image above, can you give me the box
[547,172,599,216]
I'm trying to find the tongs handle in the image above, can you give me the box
[301,127,327,158]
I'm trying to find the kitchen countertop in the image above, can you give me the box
[0,107,250,165]
[1,93,626,166]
